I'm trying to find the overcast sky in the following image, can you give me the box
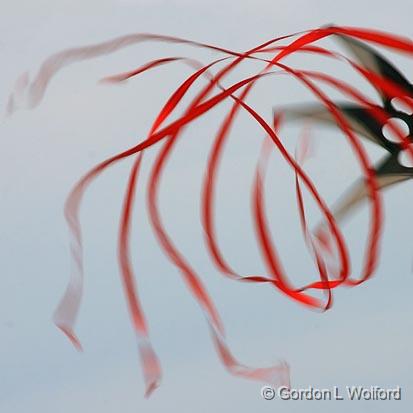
[1,1,413,412]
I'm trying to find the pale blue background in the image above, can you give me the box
[1,1,412,412]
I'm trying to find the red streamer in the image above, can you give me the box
[10,25,413,397]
